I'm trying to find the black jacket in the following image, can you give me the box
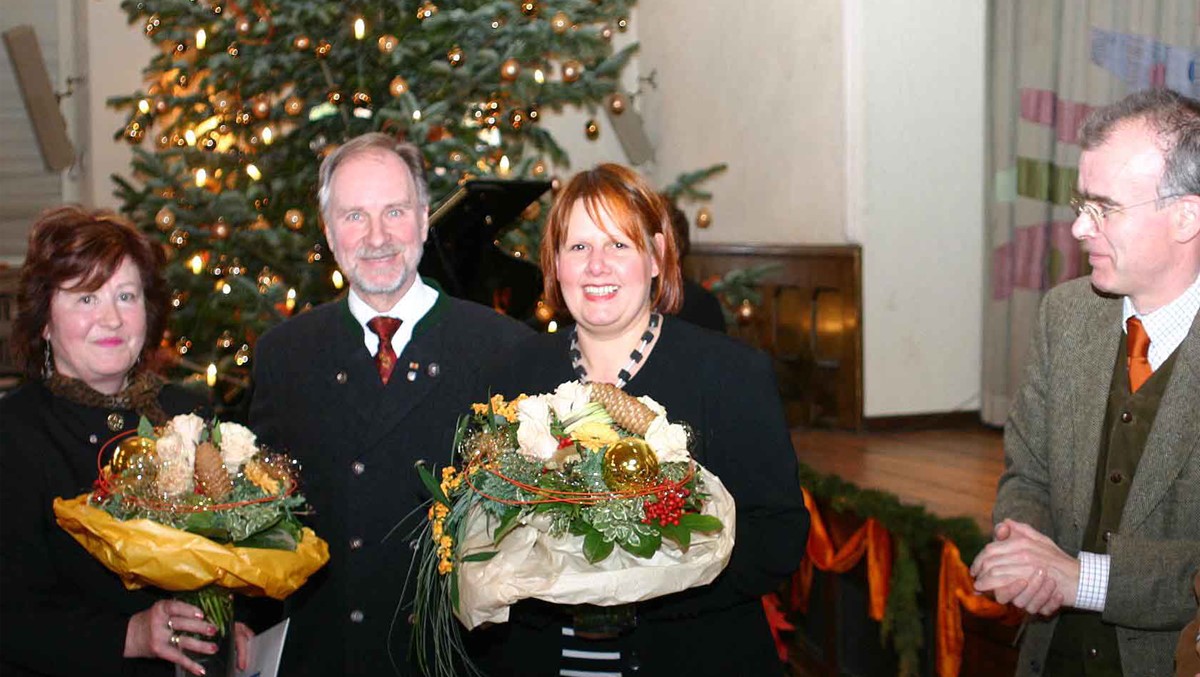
[0,380,206,677]
[249,289,531,676]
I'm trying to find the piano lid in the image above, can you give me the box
[420,178,551,319]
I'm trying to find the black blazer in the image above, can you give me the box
[474,316,809,676]
[249,290,531,676]
[0,380,206,677]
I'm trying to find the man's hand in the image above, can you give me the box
[970,519,1080,616]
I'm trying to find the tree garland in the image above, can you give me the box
[796,462,993,675]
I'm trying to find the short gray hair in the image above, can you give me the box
[1079,88,1200,199]
[316,133,430,220]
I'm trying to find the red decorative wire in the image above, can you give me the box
[93,430,295,513]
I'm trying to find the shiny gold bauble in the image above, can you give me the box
[212,91,236,114]
[520,1,538,17]
[110,436,157,475]
[695,206,713,229]
[145,14,161,35]
[251,215,270,231]
[327,90,343,105]
[447,45,465,68]
[216,329,235,350]
[509,109,525,130]
[532,160,547,176]
[284,209,305,230]
[226,43,240,58]
[293,35,311,51]
[617,16,629,32]
[527,106,540,123]
[284,96,304,116]
[550,11,570,34]
[212,221,230,239]
[168,229,189,249]
[600,25,614,41]
[378,34,399,53]
[235,17,253,34]
[561,59,583,83]
[315,40,332,58]
[499,58,520,82]
[251,97,270,119]
[170,289,188,309]
[521,201,542,221]
[388,76,409,97]
[607,93,627,115]
[416,2,438,20]
[584,118,600,140]
[352,91,372,107]
[155,207,176,231]
[602,439,661,491]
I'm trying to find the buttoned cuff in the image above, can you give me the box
[1075,551,1109,612]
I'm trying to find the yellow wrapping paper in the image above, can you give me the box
[53,494,329,600]
[454,466,737,629]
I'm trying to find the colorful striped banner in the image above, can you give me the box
[1018,89,1093,144]
[1015,157,1077,206]
[991,220,1086,300]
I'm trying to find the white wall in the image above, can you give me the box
[853,1,986,416]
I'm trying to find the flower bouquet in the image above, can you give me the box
[52,414,329,676]
[411,381,736,676]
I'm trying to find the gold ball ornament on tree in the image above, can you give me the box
[226,42,240,58]
[109,436,157,475]
[170,290,189,309]
[155,207,176,231]
[144,15,161,36]
[212,220,231,239]
[447,45,465,68]
[416,2,438,20]
[235,16,253,35]
[585,118,600,140]
[532,160,547,176]
[550,11,570,34]
[378,34,398,53]
[168,229,189,249]
[600,25,614,41]
[601,439,661,492]
[284,96,304,116]
[211,91,236,114]
[509,109,525,130]
[695,206,713,229]
[327,90,344,105]
[293,35,311,51]
[527,106,540,123]
[561,60,583,83]
[251,97,271,119]
[520,1,538,17]
[352,91,372,108]
[315,40,332,58]
[499,58,520,82]
[521,201,542,221]
[617,16,630,32]
[388,76,409,97]
[284,209,305,230]
[607,92,628,115]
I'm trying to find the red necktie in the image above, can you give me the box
[367,316,403,384]
[1126,317,1152,393]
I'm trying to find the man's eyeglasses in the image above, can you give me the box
[1069,194,1185,224]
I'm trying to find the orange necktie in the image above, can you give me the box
[1126,316,1152,393]
[367,316,403,384]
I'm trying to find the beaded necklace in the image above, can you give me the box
[569,312,661,390]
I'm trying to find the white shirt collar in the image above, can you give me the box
[347,277,439,356]
[1122,272,1200,370]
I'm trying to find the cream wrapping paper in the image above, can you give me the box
[53,494,329,600]
[454,466,736,629]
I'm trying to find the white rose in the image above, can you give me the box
[154,431,195,496]
[549,381,590,420]
[644,416,690,463]
[217,422,258,473]
[516,397,560,462]
[637,395,667,418]
[169,413,207,446]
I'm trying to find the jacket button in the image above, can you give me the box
[1109,471,1123,484]
[1120,411,1133,423]
[349,610,364,623]
[352,461,366,475]
[336,371,348,384]
[426,362,440,377]
[107,413,125,431]
[350,537,364,550]
[406,370,418,382]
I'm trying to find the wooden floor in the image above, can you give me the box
[791,425,1005,531]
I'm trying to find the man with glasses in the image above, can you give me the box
[972,89,1200,676]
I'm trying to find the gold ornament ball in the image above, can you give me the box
[284,96,304,116]
[416,2,438,20]
[168,229,189,249]
[521,201,542,221]
[499,58,520,82]
[736,298,755,323]
[170,290,189,309]
[235,16,253,34]
[601,439,661,492]
[600,25,614,41]
[212,221,231,239]
[227,42,240,58]
[527,106,540,123]
[145,14,161,35]
[509,109,525,130]
[520,1,538,17]
[561,60,583,83]
[388,76,409,97]
[293,35,311,51]
[212,91,236,114]
[315,40,332,58]
[550,176,561,193]
[447,45,465,68]
[251,215,270,231]
[251,97,270,119]
[617,16,629,32]
[110,436,157,475]
[608,93,627,115]
[550,11,570,34]
[584,119,600,140]
[378,34,398,54]
[532,160,547,176]
[352,91,372,107]
[284,209,305,230]
[155,207,176,231]
[217,329,235,350]
[173,42,187,55]
[327,90,344,105]
[234,110,252,125]
[695,206,713,229]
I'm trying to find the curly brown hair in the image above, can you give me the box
[13,206,168,380]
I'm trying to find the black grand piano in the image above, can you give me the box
[419,178,550,320]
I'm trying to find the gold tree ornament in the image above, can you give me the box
[169,229,189,249]
[584,118,600,140]
[388,76,409,97]
[600,25,613,41]
[695,206,713,229]
[617,16,629,31]
[155,207,176,230]
[550,12,570,34]
[292,35,311,51]
[110,436,157,475]
[284,209,305,230]
[561,59,583,83]
[602,439,661,492]
[499,58,520,82]
[284,96,304,116]
[251,97,270,119]
[447,45,465,68]
[315,40,332,58]
[416,2,438,20]
[520,1,538,17]
[378,34,398,53]
[235,16,252,34]
[607,93,627,115]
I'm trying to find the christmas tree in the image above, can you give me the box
[109,0,636,402]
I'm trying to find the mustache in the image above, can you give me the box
[355,244,405,259]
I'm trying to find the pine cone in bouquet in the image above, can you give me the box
[193,441,233,500]
[588,382,656,434]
